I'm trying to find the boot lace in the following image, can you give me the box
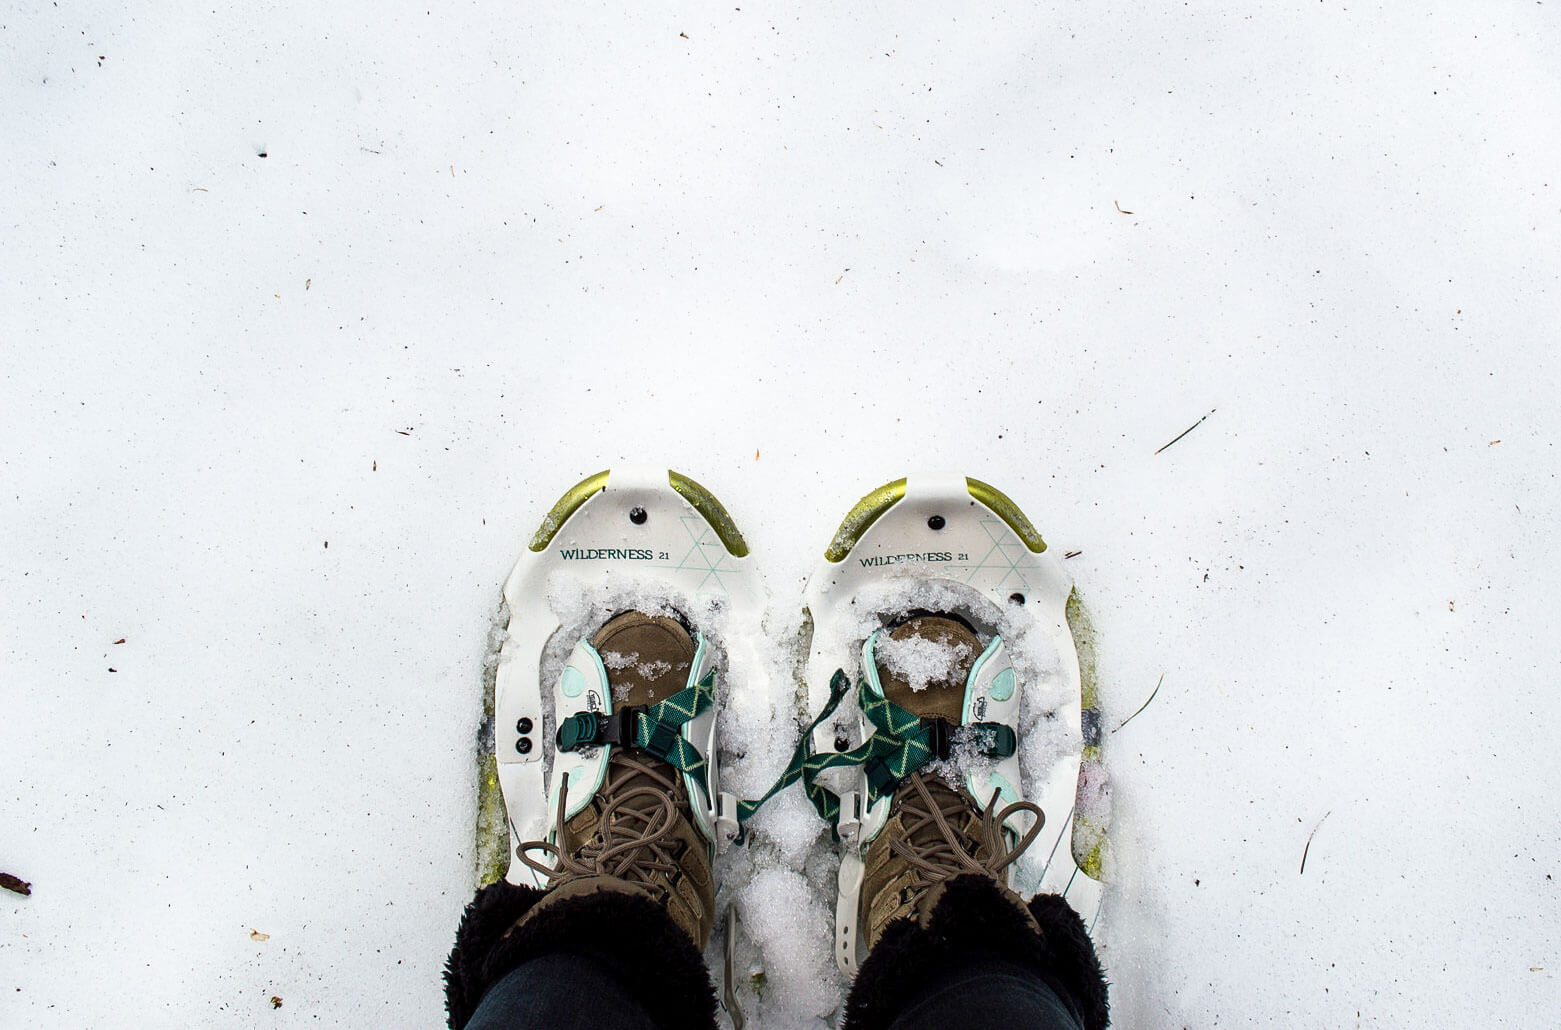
[888,770,1044,910]
[518,753,685,895]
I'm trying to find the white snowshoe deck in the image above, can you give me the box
[492,467,764,887]
[801,474,1104,972]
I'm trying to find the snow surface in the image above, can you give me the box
[4,1,1561,1027]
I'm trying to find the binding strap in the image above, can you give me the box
[554,665,1015,844]
[732,670,1017,840]
[556,670,715,783]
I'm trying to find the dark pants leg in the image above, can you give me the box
[463,951,662,1030]
[885,956,1086,1030]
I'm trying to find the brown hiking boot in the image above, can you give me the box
[859,615,1045,950]
[516,611,716,948]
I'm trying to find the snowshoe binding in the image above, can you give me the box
[797,475,1107,973]
[475,468,764,892]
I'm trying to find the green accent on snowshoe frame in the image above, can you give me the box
[824,479,907,562]
[965,477,1046,553]
[528,469,750,557]
[475,618,508,886]
[1065,588,1108,880]
[668,471,750,557]
[1066,588,1100,710]
[560,665,587,698]
[529,470,610,551]
[989,668,1016,702]
[823,477,1045,562]
[475,750,508,887]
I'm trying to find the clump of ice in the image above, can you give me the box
[940,725,1004,782]
[482,601,511,674]
[714,842,842,1030]
[598,649,677,701]
[715,601,810,809]
[599,649,675,681]
[873,629,973,693]
[837,574,998,649]
[639,659,674,679]
[753,787,827,866]
[732,860,843,1029]
[600,649,638,670]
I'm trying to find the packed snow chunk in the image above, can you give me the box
[874,628,973,693]
[735,863,842,1028]
[637,659,673,679]
[600,649,674,681]
[598,649,676,701]
[600,649,640,670]
[750,786,827,866]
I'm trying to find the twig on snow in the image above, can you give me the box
[1300,810,1332,875]
[1155,409,1215,455]
[1113,674,1164,733]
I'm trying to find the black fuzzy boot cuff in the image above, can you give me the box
[842,874,1108,1030]
[443,877,717,1030]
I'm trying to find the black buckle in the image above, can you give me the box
[920,717,954,761]
[600,708,641,747]
[557,706,645,751]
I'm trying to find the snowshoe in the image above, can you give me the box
[475,467,764,889]
[797,474,1107,973]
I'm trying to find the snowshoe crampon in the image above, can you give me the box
[800,474,1108,973]
[476,467,764,888]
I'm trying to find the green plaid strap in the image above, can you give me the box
[731,669,856,833]
[556,664,1018,844]
[732,670,1016,838]
[555,670,715,780]
[854,684,937,799]
[635,672,714,777]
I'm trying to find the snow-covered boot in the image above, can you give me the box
[787,475,1111,1026]
[842,615,1107,1029]
[444,611,720,1030]
[855,615,1028,947]
[526,610,717,947]
[450,468,764,1029]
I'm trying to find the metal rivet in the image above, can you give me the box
[516,717,533,734]
[1009,592,1026,605]
[834,735,850,751]
[629,507,648,524]
[516,737,532,754]
[927,515,946,530]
